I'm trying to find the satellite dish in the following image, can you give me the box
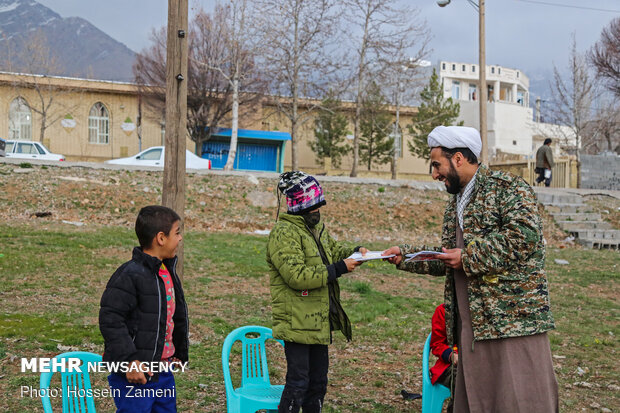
[437,0,451,7]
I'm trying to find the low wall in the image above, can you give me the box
[581,154,620,190]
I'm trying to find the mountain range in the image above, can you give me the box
[0,0,135,81]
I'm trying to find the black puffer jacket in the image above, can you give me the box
[99,247,189,378]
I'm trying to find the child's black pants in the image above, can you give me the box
[278,341,328,413]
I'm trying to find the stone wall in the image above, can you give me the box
[580,153,620,190]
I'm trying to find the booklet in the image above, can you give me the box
[347,251,395,262]
[404,251,445,262]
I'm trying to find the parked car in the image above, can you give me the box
[5,140,65,161]
[0,138,5,157]
[105,146,212,169]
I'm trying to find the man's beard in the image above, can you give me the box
[444,160,463,195]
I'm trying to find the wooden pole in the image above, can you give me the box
[163,0,188,279]
[479,0,488,164]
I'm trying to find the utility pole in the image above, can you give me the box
[163,0,188,279]
[478,0,488,164]
[438,0,487,164]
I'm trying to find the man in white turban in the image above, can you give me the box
[384,125,558,412]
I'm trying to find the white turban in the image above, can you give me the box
[427,126,481,159]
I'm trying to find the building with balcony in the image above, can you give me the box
[438,61,555,159]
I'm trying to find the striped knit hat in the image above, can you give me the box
[277,171,326,215]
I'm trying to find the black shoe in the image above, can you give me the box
[401,389,422,400]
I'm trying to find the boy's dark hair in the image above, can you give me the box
[544,138,552,145]
[135,205,181,249]
[440,146,479,165]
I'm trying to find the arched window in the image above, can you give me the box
[9,97,32,140]
[88,102,109,144]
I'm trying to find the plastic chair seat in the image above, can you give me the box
[236,384,284,400]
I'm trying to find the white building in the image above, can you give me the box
[437,61,573,160]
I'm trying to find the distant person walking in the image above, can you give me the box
[536,138,555,187]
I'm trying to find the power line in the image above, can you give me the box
[515,0,620,13]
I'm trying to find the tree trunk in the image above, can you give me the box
[224,76,239,171]
[351,13,370,178]
[291,116,298,171]
[392,90,400,180]
[39,115,46,143]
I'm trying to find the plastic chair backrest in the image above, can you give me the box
[222,326,283,393]
[39,351,102,413]
[422,333,451,413]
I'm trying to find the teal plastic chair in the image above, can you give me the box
[222,326,285,413]
[40,351,102,413]
[422,333,452,413]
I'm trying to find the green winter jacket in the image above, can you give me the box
[266,213,354,345]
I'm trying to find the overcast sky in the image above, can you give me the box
[38,0,620,78]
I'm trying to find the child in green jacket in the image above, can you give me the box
[266,171,366,413]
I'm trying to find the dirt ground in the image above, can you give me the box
[0,162,579,248]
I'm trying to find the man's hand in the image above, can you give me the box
[437,247,463,269]
[126,360,152,384]
[382,246,402,265]
[344,258,363,272]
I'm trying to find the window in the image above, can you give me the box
[139,148,162,161]
[451,81,460,100]
[452,64,456,71]
[16,142,36,154]
[472,66,476,73]
[513,140,517,146]
[491,67,495,74]
[469,84,477,101]
[462,65,466,71]
[517,91,525,106]
[517,71,520,78]
[442,63,446,70]
[34,143,46,154]
[9,97,32,140]
[88,102,110,144]
[498,68,501,75]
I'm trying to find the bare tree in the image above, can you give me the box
[586,99,620,154]
[194,1,263,170]
[10,30,77,143]
[342,0,429,177]
[255,0,341,170]
[547,35,594,165]
[589,17,620,98]
[134,8,261,153]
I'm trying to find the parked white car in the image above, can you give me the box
[5,140,65,161]
[105,146,212,169]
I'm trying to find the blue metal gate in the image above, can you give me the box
[202,141,279,172]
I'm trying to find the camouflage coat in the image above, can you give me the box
[398,164,555,345]
[266,213,354,345]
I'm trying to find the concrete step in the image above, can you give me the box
[556,221,613,231]
[544,204,593,214]
[577,237,620,250]
[551,212,602,222]
[572,229,620,240]
[536,192,584,206]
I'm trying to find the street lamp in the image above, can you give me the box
[437,0,488,164]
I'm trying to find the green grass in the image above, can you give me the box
[0,224,618,412]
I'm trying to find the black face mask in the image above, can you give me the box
[303,211,321,227]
